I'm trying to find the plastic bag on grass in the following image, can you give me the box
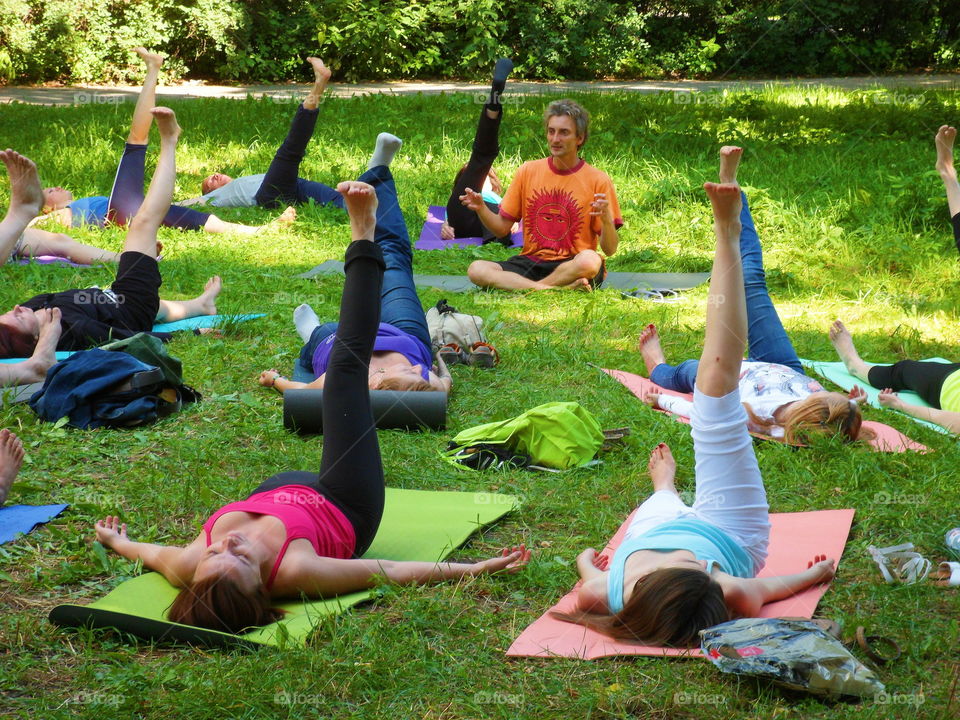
[700,618,885,699]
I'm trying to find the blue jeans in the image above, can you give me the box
[299,165,429,372]
[649,192,805,393]
[254,103,346,209]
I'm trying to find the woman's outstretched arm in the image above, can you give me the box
[695,182,746,398]
[716,556,836,617]
[284,546,530,598]
[94,516,201,587]
[879,389,960,434]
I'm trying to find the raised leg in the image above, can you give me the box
[254,58,331,208]
[316,181,386,556]
[935,125,960,253]
[122,108,179,257]
[356,165,430,349]
[0,150,44,264]
[828,320,873,382]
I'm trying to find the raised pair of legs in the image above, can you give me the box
[0,151,123,265]
[116,106,222,323]
[118,49,292,235]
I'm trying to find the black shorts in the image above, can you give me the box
[108,251,162,332]
[497,254,606,289]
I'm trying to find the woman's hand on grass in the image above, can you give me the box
[473,545,530,575]
[95,516,127,548]
[440,221,454,240]
[258,369,281,387]
[643,392,661,408]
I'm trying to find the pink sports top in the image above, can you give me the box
[203,484,357,589]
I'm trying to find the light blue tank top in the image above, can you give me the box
[606,517,754,614]
[68,196,109,227]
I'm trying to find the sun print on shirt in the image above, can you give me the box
[525,187,584,254]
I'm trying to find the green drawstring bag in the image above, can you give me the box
[443,402,604,470]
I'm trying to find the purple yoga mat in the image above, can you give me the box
[15,256,88,268]
[415,206,522,250]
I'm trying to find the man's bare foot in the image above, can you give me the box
[936,125,957,180]
[828,320,871,379]
[151,107,181,142]
[134,47,164,71]
[32,307,62,373]
[638,323,667,375]
[336,181,378,240]
[718,146,743,184]
[704,182,742,237]
[277,206,297,226]
[0,428,25,506]
[307,56,331,85]
[197,276,222,315]
[648,443,678,494]
[305,57,332,108]
[1,150,44,219]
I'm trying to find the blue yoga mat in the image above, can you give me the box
[0,503,69,544]
[151,313,265,333]
[0,314,265,364]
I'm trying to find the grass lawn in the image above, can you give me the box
[0,86,958,719]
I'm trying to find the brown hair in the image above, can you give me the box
[167,576,284,634]
[551,568,729,647]
[746,392,875,444]
[376,374,433,392]
[543,99,590,147]
[0,324,38,359]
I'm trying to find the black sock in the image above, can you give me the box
[486,58,513,112]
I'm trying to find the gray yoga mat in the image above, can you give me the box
[283,388,447,433]
[297,261,710,293]
[1,382,44,408]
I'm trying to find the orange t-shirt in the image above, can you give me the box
[498,157,623,262]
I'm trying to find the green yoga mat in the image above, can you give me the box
[49,488,518,648]
[801,357,951,435]
[298,260,710,293]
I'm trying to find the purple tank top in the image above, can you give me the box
[312,322,431,380]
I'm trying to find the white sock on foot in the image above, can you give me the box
[293,303,321,342]
[367,133,402,169]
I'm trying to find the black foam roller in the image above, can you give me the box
[283,389,447,434]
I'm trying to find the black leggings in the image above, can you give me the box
[445,108,502,240]
[867,360,960,409]
[952,212,959,255]
[251,241,386,556]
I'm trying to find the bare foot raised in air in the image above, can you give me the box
[648,442,677,495]
[935,125,956,181]
[134,46,164,72]
[337,181,378,240]
[151,107,181,142]
[197,276,222,316]
[828,320,871,380]
[718,145,743,184]
[0,428,25,506]
[703,182,742,239]
[1,149,44,221]
[638,323,666,375]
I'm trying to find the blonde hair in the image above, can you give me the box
[376,374,433,392]
[745,392,874,444]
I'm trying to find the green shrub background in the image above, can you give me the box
[1,0,959,84]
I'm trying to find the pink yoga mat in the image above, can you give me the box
[415,205,522,250]
[603,368,927,453]
[15,255,88,268]
[506,508,855,659]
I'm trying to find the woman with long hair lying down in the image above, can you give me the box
[95,181,528,633]
[638,147,872,445]
[552,154,835,647]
